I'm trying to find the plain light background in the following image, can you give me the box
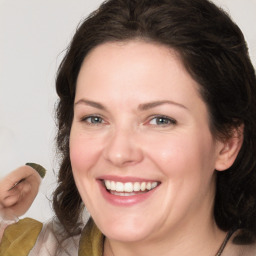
[0,0,255,222]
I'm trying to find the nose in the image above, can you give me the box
[103,128,143,167]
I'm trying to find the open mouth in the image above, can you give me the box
[102,180,160,196]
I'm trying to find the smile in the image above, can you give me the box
[98,178,161,206]
[103,180,159,196]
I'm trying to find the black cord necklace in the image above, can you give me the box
[215,230,235,256]
[104,229,235,256]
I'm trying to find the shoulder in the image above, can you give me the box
[79,218,104,256]
[31,217,103,256]
[0,218,43,256]
[30,217,81,255]
[224,229,256,256]
[0,217,104,256]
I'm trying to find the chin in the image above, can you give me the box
[104,227,152,243]
[95,214,157,243]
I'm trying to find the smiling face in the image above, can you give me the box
[70,41,225,243]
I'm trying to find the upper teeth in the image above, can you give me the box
[104,180,158,192]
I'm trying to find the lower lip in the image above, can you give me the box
[98,181,159,206]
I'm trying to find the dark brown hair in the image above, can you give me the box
[53,0,256,241]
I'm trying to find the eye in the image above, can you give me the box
[81,115,106,125]
[148,116,177,126]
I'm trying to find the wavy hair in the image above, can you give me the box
[53,0,256,241]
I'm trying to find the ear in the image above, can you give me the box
[215,125,244,171]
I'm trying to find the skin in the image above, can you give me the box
[0,165,41,241]
[0,165,41,219]
[70,41,242,256]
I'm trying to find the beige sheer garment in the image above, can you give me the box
[28,218,81,256]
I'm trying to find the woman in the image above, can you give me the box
[1,0,256,255]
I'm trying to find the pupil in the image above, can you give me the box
[157,118,168,124]
[92,117,101,123]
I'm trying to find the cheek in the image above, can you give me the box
[69,130,102,175]
[144,131,216,179]
[148,143,195,179]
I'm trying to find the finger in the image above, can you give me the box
[0,164,46,217]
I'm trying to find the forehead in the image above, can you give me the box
[81,40,183,73]
[76,41,204,111]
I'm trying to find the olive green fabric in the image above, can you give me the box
[0,218,43,256]
[0,217,104,256]
[79,218,104,256]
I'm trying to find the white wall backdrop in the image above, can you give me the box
[0,0,255,222]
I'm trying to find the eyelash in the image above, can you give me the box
[80,115,106,126]
[147,115,177,127]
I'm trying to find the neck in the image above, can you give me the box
[104,215,227,256]
[103,179,226,256]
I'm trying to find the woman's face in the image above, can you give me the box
[70,41,224,243]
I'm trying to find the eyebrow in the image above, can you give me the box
[74,99,106,110]
[74,99,187,111]
[138,100,187,111]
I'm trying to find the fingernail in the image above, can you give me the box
[25,163,46,178]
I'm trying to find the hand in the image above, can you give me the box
[0,165,44,220]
